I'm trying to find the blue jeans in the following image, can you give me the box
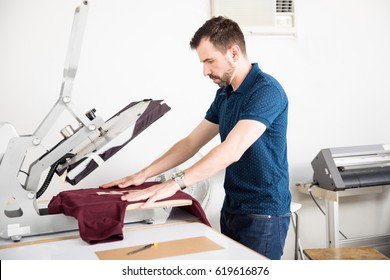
[220,210,290,260]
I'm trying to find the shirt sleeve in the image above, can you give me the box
[204,90,223,125]
[240,84,287,128]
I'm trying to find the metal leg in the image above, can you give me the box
[325,197,339,248]
[291,211,305,259]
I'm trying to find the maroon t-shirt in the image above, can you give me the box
[48,182,210,244]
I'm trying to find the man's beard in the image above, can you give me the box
[209,62,235,88]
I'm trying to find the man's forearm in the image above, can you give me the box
[140,138,200,180]
[181,141,235,187]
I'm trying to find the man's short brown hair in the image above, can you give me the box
[190,16,247,55]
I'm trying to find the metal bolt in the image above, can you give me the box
[32,138,41,146]
[27,192,35,199]
[62,96,71,103]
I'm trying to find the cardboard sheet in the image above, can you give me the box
[95,236,224,260]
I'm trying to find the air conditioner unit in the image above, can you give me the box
[211,0,295,36]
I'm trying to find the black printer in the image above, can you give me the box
[312,144,390,191]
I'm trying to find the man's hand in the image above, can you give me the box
[121,180,181,208]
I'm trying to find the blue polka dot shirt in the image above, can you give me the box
[205,63,291,215]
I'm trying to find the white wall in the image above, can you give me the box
[1,0,390,259]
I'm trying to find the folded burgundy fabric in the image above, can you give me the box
[48,182,210,244]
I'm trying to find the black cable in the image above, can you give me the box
[36,153,74,199]
[308,183,325,215]
[308,183,348,240]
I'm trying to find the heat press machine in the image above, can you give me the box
[0,1,210,242]
[312,143,390,191]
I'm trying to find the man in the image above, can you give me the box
[101,16,291,260]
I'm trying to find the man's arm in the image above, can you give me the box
[100,119,219,189]
[120,119,266,207]
[183,119,266,186]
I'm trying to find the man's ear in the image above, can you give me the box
[230,45,240,61]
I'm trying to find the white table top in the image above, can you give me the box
[0,217,267,260]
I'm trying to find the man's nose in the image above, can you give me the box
[203,64,211,77]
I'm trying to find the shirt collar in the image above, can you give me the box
[234,63,260,94]
[219,63,260,96]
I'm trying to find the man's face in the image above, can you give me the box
[196,38,236,88]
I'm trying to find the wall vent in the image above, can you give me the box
[211,0,295,36]
[277,0,294,13]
